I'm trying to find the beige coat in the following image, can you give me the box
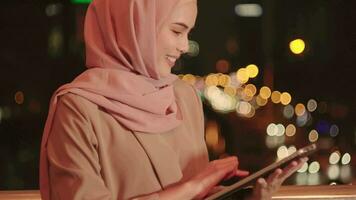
[47,79,209,200]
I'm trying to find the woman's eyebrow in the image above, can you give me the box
[173,22,194,30]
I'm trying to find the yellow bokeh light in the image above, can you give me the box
[256,95,268,106]
[213,137,226,155]
[285,124,296,137]
[246,64,259,78]
[280,92,292,105]
[244,84,257,97]
[205,74,219,86]
[308,130,319,142]
[271,91,281,104]
[236,87,244,98]
[236,68,249,84]
[295,103,306,116]
[15,91,25,105]
[259,86,271,99]
[289,38,306,54]
[182,74,196,85]
[288,146,297,155]
[277,146,289,159]
[218,74,231,87]
[224,86,236,97]
[205,121,219,148]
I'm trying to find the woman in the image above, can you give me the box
[40,0,307,199]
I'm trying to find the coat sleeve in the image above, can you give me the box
[47,93,112,200]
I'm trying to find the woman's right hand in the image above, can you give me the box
[135,156,249,200]
[188,156,249,199]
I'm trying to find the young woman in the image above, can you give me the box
[40,0,307,199]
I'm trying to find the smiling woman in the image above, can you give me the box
[39,0,306,200]
[156,0,197,77]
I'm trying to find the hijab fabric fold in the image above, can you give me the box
[40,0,183,199]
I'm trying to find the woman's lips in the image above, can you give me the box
[166,55,177,67]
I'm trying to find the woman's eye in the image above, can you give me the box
[172,30,182,36]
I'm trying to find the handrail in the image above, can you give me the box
[0,185,355,200]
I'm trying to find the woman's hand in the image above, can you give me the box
[247,157,308,200]
[189,156,249,199]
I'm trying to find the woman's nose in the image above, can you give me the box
[177,37,189,54]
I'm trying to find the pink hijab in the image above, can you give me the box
[40,0,184,199]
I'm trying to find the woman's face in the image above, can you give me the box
[156,0,197,77]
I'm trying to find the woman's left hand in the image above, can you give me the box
[247,157,308,200]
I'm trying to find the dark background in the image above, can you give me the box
[0,0,355,189]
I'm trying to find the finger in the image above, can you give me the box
[279,158,307,181]
[235,169,250,177]
[253,178,268,199]
[266,168,282,184]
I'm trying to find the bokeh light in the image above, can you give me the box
[307,99,318,112]
[280,92,292,105]
[259,86,271,99]
[340,165,352,183]
[205,121,219,148]
[245,84,257,96]
[224,86,236,97]
[277,145,289,159]
[308,161,320,174]
[289,38,306,54]
[296,111,310,127]
[267,123,278,136]
[295,103,306,116]
[182,74,196,85]
[246,64,259,78]
[276,124,285,136]
[329,124,339,137]
[285,124,296,137]
[14,91,25,105]
[188,40,200,57]
[271,91,281,104]
[205,74,219,86]
[283,105,295,119]
[329,151,341,165]
[236,68,249,84]
[297,162,308,173]
[265,136,285,149]
[216,59,231,73]
[218,74,231,87]
[256,95,268,106]
[327,165,340,180]
[341,153,351,165]
[236,101,252,116]
[234,4,263,17]
[308,130,319,142]
[288,146,297,155]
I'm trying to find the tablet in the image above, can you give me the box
[205,143,318,200]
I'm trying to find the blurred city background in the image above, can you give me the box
[0,0,355,190]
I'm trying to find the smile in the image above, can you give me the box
[166,55,177,67]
